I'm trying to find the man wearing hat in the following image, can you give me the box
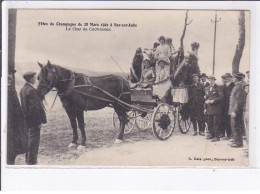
[20,71,47,165]
[205,75,224,142]
[200,73,210,89]
[229,72,247,148]
[243,82,249,149]
[200,73,210,132]
[220,73,235,139]
[188,74,205,136]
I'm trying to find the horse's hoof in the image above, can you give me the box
[77,145,87,151]
[68,143,77,149]
[114,139,123,144]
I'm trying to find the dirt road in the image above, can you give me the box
[62,131,248,167]
[15,108,248,167]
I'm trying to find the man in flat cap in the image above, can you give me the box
[188,74,205,136]
[20,71,47,165]
[220,73,235,140]
[205,75,224,142]
[229,72,247,148]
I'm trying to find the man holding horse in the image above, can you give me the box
[20,71,47,165]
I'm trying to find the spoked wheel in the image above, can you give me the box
[113,111,136,134]
[135,112,152,131]
[179,114,192,134]
[152,103,176,141]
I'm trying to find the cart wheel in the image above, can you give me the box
[113,111,136,134]
[152,103,176,140]
[136,112,152,131]
[179,115,192,134]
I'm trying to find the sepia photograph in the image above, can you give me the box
[5,8,251,167]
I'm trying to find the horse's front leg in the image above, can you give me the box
[66,109,78,148]
[76,110,87,149]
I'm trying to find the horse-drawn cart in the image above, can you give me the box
[113,86,192,141]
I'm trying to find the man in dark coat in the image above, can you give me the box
[229,72,247,148]
[200,73,210,89]
[200,73,210,132]
[205,75,224,142]
[20,71,47,165]
[220,73,235,139]
[189,74,205,136]
[7,70,28,164]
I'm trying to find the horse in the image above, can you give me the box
[37,60,131,149]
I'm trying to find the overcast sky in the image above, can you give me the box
[15,9,250,80]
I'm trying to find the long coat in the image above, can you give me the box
[188,83,205,120]
[222,82,235,115]
[188,83,205,119]
[7,84,28,162]
[19,83,47,128]
[229,82,246,115]
[205,84,224,115]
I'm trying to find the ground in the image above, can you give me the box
[15,107,248,167]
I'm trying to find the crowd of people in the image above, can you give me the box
[130,35,250,153]
[189,72,249,152]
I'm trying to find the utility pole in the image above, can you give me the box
[211,11,221,75]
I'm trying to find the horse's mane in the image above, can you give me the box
[50,63,116,79]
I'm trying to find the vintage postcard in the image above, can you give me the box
[4,8,251,167]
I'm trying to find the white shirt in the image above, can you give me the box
[154,44,171,62]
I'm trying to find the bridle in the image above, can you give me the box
[38,67,75,111]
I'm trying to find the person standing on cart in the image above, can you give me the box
[205,75,224,142]
[188,74,205,136]
[154,36,171,83]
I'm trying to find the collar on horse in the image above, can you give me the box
[58,71,76,98]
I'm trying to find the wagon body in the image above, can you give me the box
[113,86,192,140]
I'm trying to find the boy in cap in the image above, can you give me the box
[205,75,224,142]
[229,72,247,148]
[221,73,235,139]
[188,74,205,136]
[20,71,47,165]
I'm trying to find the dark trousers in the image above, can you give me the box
[26,127,41,165]
[221,114,232,137]
[191,117,204,133]
[207,114,221,138]
[231,112,244,146]
[7,153,17,165]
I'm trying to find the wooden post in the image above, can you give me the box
[211,11,221,75]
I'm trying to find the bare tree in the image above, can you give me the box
[232,11,245,74]
[178,10,193,64]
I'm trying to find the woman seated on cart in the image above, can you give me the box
[132,59,155,89]
[153,59,172,101]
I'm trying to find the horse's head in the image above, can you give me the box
[37,60,59,99]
